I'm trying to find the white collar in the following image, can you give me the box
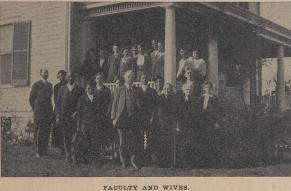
[67,83,75,91]
[141,84,148,92]
[87,93,94,102]
[125,84,132,90]
[96,84,103,90]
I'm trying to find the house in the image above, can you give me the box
[1,2,291,134]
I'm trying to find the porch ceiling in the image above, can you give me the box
[197,2,291,57]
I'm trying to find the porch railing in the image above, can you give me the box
[260,94,277,108]
[104,81,157,94]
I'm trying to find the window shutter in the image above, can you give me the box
[12,21,31,86]
[0,54,12,84]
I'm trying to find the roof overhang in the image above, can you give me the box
[199,2,291,53]
[79,2,291,56]
[80,2,166,17]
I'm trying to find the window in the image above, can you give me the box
[0,21,31,86]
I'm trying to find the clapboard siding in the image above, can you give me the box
[0,2,70,123]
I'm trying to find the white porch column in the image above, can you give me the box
[276,45,286,111]
[207,36,219,96]
[164,5,176,90]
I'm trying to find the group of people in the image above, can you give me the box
[79,40,164,83]
[29,64,220,169]
[78,40,206,86]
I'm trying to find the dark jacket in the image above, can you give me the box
[95,85,111,119]
[55,84,84,119]
[196,95,219,131]
[29,80,53,121]
[136,86,158,121]
[53,81,66,106]
[98,58,109,80]
[177,95,198,134]
[111,85,141,126]
[107,54,121,82]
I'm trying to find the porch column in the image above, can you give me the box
[276,45,286,111]
[164,5,176,90]
[207,36,219,96]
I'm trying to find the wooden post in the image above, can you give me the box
[164,5,177,91]
[207,31,219,96]
[276,45,286,111]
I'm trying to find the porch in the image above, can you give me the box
[70,2,291,110]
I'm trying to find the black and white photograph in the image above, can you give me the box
[1,1,291,178]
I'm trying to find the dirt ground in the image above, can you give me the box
[2,142,291,177]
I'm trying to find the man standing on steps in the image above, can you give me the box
[29,68,53,158]
[56,72,84,163]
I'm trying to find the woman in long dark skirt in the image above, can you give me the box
[71,81,105,165]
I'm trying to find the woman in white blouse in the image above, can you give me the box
[187,50,206,78]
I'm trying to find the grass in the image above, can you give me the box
[2,141,291,177]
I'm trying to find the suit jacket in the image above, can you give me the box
[151,51,164,79]
[98,58,109,80]
[136,86,158,121]
[107,54,121,82]
[178,95,198,133]
[95,85,111,118]
[56,84,84,119]
[29,80,53,121]
[197,95,219,131]
[111,85,141,125]
[53,82,66,106]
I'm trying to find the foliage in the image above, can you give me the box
[1,119,34,146]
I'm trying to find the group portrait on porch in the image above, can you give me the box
[30,40,221,169]
[1,2,291,177]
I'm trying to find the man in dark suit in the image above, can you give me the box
[196,82,220,168]
[98,50,109,80]
[136,73,158,166]
[111,70,142,169]
[29,68,53,158]
[107,44,121,82]
[52,70,67,153]
[177,83,199,168]
[56,72,84,162]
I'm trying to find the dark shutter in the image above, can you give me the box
[0,54,12,84]
[12,21,31,86]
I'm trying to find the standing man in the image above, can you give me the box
[176,48,188,81]
[107,44,121,82]
[136,73,158,166]
[56,72,84,163]
[29,68,53,158]
[111,70,142,169]
[52,70,67,153]
[152,42,165,80]
[177,83,198,168]
[98,49,109,80]
[196,82,220,168]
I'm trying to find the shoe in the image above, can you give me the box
[130,155,139,170]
